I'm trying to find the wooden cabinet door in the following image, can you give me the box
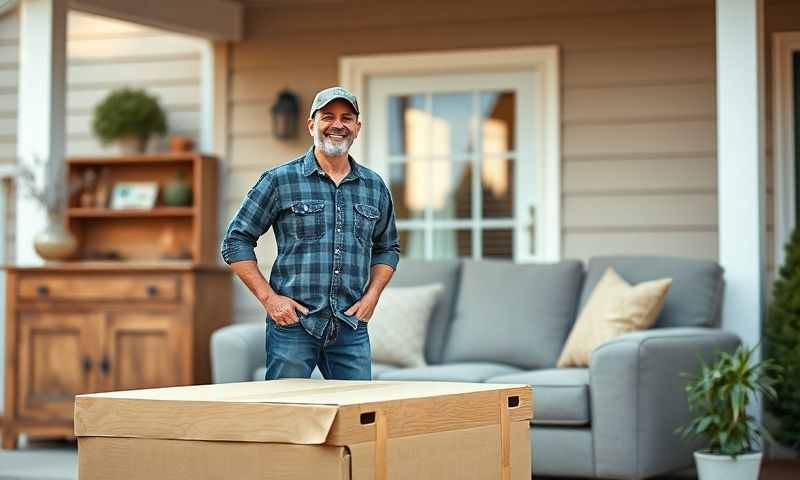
[16,312,103,422]
[100,311,184,392]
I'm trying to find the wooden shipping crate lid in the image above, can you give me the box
[75,379,533,446]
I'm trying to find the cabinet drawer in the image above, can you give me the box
[18,275,181,302]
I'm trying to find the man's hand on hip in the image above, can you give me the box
[345,291,379,322]
[264,294,309,326]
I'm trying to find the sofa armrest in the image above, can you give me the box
[210,322,266,383]
[589,327,740,480]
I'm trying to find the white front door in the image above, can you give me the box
[367,71,544,262]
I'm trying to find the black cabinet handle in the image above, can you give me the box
[146,285,158,297]
[100,355,111,376]
[81,356,92,373]
[36,285,49,297]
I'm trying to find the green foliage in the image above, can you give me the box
[766,226,800,451]
[677,344,781,457]
[92,88,167,145]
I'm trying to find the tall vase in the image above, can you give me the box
[33,212,78,261]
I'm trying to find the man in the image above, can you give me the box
[220,86,400,380]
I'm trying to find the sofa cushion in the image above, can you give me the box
[557,267,672,367]
[374,362,520,382]
[252,362,398,381]
[369,283,444,367]
[579,256,724,328]
[487,368,590,426]
[442,259,584,369]
[390,258,461,364]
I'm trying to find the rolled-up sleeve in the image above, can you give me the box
[220,170,279,265]
[370,182,400,270]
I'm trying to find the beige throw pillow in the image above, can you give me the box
[556,267,672,368]
[368,283,444,368]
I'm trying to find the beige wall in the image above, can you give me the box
[0,10,205,262]
[224,0,721,320]
[65,12,205,157]
[765,0,800,284]
[0,13,18,262]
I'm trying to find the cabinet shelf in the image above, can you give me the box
[67,207,196,218]
[64,152,218,264]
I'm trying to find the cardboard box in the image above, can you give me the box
[75,379,533,480]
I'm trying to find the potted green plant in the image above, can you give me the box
[92,87,167,154]
[678,344,781,480]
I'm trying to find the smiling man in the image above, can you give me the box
[220,86,400,380]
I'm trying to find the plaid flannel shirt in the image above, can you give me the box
[220,146,400,339]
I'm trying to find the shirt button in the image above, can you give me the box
[337,228,341,232]
[335,248,340,254]
[334,270,340,275]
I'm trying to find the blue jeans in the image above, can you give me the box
[265,314,371,380]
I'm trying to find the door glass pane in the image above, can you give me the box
[480,91,515,154]
[388,95,427,156]
[433,229,472,259]
[482,229,513,258]
[399,229,425,258]
[432,159,472,220]
[389,162,425,220]
[432,92,474,156]
[481,157,514,218]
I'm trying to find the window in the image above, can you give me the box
[342,47,560,262]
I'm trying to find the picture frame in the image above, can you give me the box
[110,181,159,209]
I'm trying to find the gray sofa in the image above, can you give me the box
[211,255,740,479]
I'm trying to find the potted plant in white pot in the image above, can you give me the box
[92,87,167,154]
[678,344,781,480]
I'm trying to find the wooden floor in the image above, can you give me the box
[761,460,800,480]
[0,436,796,479]
[0,438,76,480]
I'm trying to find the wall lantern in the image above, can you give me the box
[271,90,300,140]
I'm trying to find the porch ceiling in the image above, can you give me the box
[69,0,243,41]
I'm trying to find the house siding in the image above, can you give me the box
[224,0,723,320]
[0,13,17,262]
[65,12,205,157]
[0,10,205,262]
[765,0,800,285]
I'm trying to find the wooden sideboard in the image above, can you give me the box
[2,263,231,449]
[1,153,233,449]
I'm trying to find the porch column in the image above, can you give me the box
[16,0,68,265]
[716,0,766,351]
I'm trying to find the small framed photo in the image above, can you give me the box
[110,182,159,209]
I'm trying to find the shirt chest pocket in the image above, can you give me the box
[353,203,380,246]
[289,200,325,241]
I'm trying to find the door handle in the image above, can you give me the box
[100,355,111,376]
[81,356,92,373]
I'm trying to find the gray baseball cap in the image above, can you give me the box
[309,86,360,119]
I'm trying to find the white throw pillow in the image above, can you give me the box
[367,283,445,368]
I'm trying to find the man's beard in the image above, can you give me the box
[313,122,354,157]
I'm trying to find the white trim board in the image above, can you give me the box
[17,0,68,266]
[716,0,766,357]
[773,32,800,270]
[339,46,562,261]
